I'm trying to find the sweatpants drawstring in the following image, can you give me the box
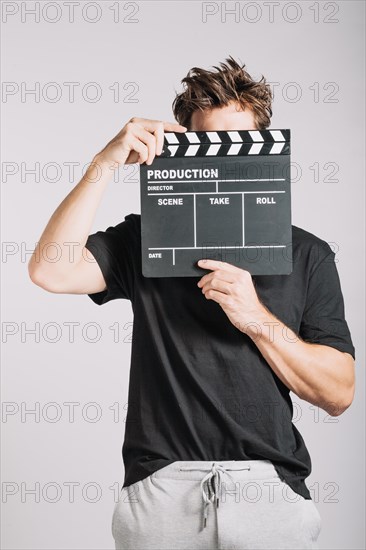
[179,462,251,528]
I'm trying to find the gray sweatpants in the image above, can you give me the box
[112,459,322,550]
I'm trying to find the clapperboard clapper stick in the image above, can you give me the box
[139,129,292,277]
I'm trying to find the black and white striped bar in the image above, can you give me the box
[160,129,290,157]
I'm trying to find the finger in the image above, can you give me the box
[133,120,185,159]
[203,289,228,305]
[201,278,232,296]
[163,121,188,132]
[142,130,157,166]
[128,137,149,164]
[198,270,236,287]
[154,123,165,156]
[130,118,187,133]
[197,259,239,273]
[157,121,186,155]
[131,126,157,165]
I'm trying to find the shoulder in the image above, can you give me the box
[125,213,141,222]
[292,224,331,251]
[292,224,334,274]
[125,212,141,225]
[116,213,141,234]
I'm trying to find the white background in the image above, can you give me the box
[1,1,365,548]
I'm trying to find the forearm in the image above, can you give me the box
[243,306,353,416]
[28,154,113,279]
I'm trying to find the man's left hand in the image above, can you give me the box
[197,259,267,333]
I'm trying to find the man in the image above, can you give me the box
[28,57,356,550]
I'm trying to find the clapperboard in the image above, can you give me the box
[139,129,292,277]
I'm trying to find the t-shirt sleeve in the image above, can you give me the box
[84,213,136,305]
[299,247,356,360]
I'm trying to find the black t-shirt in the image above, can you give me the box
[85,213,355,500]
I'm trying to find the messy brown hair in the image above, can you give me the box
[172,56,272,130]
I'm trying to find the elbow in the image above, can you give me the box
[28,265,48,290]
[325,353,356,417]
[28,261,43,287]
[299,351,356,417]
[28,256,43,286]
[339,384,355,416]
[28,263,60,293]
[326,383,355,417]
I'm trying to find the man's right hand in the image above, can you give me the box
[95,117,187,169]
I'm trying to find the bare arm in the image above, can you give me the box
[245,307,355,416]
[28,117,187,294]
[196,258,355,417]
